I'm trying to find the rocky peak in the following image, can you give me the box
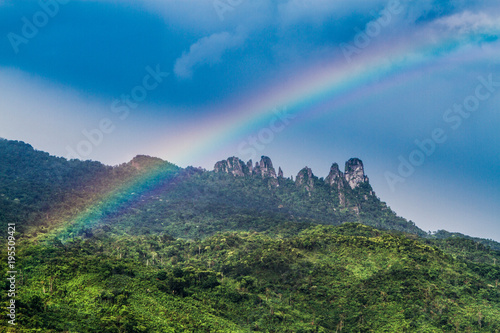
[214,157,249,176]
[253,161,260,175]
[256,156,277,179]
[214,156,280,179]
[247,160,253,174]
[325,163,343,186]
[296,167,315,192]
[278,167,284,178]
[344,158,368,189]
[214,156,369,190]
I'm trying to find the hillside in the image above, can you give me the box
[2,223,500,332]
[0,140,424,241]
[1,139,500,332]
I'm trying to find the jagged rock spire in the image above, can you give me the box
[214,156,369,190]
[214,157,249,176]
[296,167,315,194]
[214,156,278,179]
[325,163,343,186]
[247,160,253,174]
[344,158,368,189]
[256,156,277,179]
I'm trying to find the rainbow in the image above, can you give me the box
[152,27,500,167]
[45,161,181,242]
[46,25,499,240]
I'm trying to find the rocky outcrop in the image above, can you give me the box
[257,156,277,179]
[214,156,280,180]
[338,191,346,207]
[214,156,368,192]
[344,158,368,189]
[325,163,343,187]
[247,160,253,174]
[325,163,346,206]
[296,167,315,194]
[214,157,249,176]
[254,161,260,174]
[324,159,368,190]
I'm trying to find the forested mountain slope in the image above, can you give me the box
[2,223,500,332]
[0,139,424,241]
[1,139,500,332]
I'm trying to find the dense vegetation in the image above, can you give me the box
[2,223,500,332]
[1,139,499,332]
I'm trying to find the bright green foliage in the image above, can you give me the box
[1,224,500,332]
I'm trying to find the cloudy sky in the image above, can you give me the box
[0,0,499,240]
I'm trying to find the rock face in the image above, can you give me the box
[246,160,253,174]
[296,167,315,193]
[325,163,343,187]
[325,163,346,206]
[257,156,277,179]
[214,156,369,192]
[344,158,368,189]
[214,157,249,176]
[214,156,278,179]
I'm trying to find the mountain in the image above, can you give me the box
[1,139,425,241]
[1,139,500,332]
[209,155,424,236]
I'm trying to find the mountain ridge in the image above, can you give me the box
[213,156,371,190]
[2,138,500,332]
[1,138,498,250]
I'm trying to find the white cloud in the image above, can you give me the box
[432,11,500,34]
[173,29,247,79]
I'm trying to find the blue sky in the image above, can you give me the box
[0,0,499,240]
